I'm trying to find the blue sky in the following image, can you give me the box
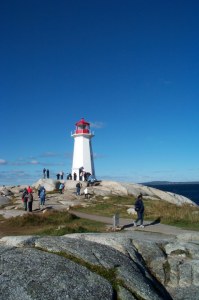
[0,0,199,185]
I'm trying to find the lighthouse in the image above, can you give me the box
[71,118,95,180]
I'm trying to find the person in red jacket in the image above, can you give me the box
[27,186,33,193]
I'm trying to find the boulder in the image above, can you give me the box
[0,196,11,207]
[32,179,62,191]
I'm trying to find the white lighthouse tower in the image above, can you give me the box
[71,118,95,180]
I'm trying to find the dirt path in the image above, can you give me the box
[70,210,196,236]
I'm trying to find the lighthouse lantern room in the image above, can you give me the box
[71,118,95,180]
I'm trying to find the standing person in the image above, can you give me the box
[46,169,49,179]
[76,182,82,196]
[43,168,46,179]
[84,187,89,199]
[59,183,65,194]
[22,188,28,211]
[27,186,33,194]
[27,188,33,212]
[39,186,46,209]
[60,171,64,180]
[73,172,77,181]
[56,173,60,180]
[134,193,145,228]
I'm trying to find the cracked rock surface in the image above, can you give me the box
[1,231,199,300]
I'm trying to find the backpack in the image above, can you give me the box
[28,193,33,203]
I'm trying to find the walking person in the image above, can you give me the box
[134,193,145,228]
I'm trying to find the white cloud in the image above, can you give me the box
[90,121,105,129]
[40,152,59,157]
[0,159,7,165]
[29,160,39,165]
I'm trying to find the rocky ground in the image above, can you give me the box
[0,179,199,299]
[0,231,199,300]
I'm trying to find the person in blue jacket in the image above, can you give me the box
[134,193,145,228]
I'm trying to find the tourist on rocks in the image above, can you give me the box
[46,169,50,179]
[39,186,46,209]
[22,188,28,211]
[60,171,64,180]
[27,190,34,212]
[73,172,77,181]
[84,187,89,199]
[76,182,82,196]
[43,168,46,179]
[59,182,65,194]
[56,173,60,180]
[27,186,33,194]
[134,193,145,228]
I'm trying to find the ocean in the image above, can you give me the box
[144,183,199,205]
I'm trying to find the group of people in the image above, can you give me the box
[42,168,66,180]
[22,186,34,212]
[43,168,50,179]
[56,171,64,180]
[21,180,145,228]
[22,185,46,212]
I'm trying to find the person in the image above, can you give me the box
[73,172,77,181]
[22,188,28,211]
[87,175,96,186]
[84,187,89,199]
[67,173,72,180]
[76,182,82,196]
[46,169,49,179]
[79,167,84,181]
[39,186,46,209]
[60,171,64,180]
[59,183,65,194]
[27,186,33,194]
[27,188,33,212]
[134,193,145,228]
[56,173,60,180]
[43,168,46,179]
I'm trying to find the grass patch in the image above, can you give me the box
[0,210,106,237]
[72,195,199,231]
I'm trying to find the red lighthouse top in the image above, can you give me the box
[75,118,90,134]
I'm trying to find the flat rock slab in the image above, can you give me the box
[0,245,113,300]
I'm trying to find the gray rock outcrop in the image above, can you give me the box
[0,196,11,207]
[1,231,199,299]
[2,179,196,207]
